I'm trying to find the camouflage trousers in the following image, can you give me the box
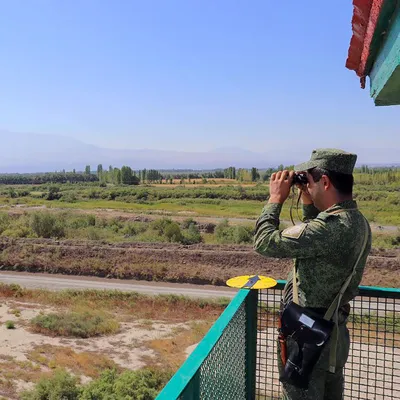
[278,322,350,400]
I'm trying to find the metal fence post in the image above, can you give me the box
[245,289,258,400]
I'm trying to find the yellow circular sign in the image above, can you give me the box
[226,275,277,290]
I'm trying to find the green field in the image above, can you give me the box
[0,173,399,248]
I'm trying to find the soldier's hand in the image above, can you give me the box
[268,170,294,204]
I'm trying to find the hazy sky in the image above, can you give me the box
[1,1,399,156]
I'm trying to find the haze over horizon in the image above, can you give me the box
[1,1,399,169]
[0,131,398,173]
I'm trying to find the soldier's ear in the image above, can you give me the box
[321,175,331,191]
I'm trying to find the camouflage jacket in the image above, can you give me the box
[253,200,372,308]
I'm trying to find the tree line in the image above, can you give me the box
[0,164,398,185]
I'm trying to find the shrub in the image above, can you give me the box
[164,222,183,243]
[30,310,119,338]
[61,191,77,203]
[0,213,10,234]
[5,320,15,329]
[182,223,202,245]
[30,213,66,239]
[149,218,172,236]
[122,222,147,237]
[215,220,253,244]
[8,188,17,198]
[88,189,101,199]
[181,218,196,229]
[46,185,61,201]
[86,227,101,241]
[215,219,232,243]
[87,214,96,227]
[21,369,81,400]
[233,225,253,244]
[80,368,172,400]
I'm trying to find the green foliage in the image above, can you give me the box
[86,227,102,241]
[46,185,61,201]
[21,369,81,400]
[30,213,66,238]
[8,187,17,198]
[81,368,172,400]
[0,213,11,234]
[31,309,119,338]
[182,222,202,245]
[5,320,15,329]
[61,191,77,203]
[215,220,253,244]
[372,231,400,249]
[21,368,171,400]
[163,222,183,243]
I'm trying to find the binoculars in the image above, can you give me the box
[292,172,308,186]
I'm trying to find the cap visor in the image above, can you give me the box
[294,161,317,172]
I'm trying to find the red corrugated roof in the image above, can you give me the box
[346,0,373,72]
[346,0,386,88]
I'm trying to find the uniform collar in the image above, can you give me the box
[325,199,358,214]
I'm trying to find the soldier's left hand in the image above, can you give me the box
[268,170,294,204]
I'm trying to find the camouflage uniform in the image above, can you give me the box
[253,149,372,400]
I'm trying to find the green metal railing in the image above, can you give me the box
[156,283,400,399]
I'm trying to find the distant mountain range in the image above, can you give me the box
[0,131,398,173]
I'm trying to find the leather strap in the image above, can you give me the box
[292,262,299,305]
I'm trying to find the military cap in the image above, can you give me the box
[295,148,357,174]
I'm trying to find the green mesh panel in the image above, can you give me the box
[179,302,247,400]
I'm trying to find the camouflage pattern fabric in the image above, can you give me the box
[254,200,372,399]
[294,148,357,175]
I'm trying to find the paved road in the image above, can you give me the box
[0,271,238,299]
[0,272,398,313]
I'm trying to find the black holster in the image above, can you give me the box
[279,302,334,389]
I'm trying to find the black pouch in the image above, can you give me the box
[279,302,334,389]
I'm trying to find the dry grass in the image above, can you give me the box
[0,356,48,398]
[0,284,227,324]
[144,321,212,370]
[27,344,119,378]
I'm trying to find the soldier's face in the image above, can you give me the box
[306,172,324,210]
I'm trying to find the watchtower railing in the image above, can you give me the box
[156,282,400,400]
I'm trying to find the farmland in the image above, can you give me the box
[0,168,398,397]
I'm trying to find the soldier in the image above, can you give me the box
[254,149,372,400]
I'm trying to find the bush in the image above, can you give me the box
[88,189,101,199]
[80,368,172,400]
[182,223,202,245]
[87,214,96,227]
[30,213,66,239]
[149,218,172,236]
[21,369,81,400]
[61,191,77,203]
[233,225,253,244]
[181,218,196,229]
[164,222,183,243]
[0,213,10,234]
[46,185,62,201]
[86,227,101,241]
[5,320,15,329]
[30,310,119,338]
[215,220,253,244]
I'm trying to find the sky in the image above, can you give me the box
[0,0,399,159]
